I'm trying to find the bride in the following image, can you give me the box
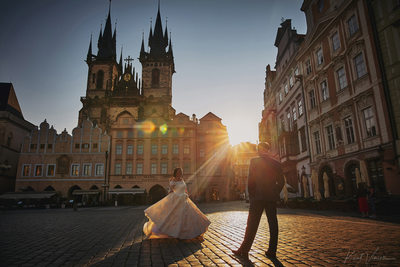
[143,168,211,239]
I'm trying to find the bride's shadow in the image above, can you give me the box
[91,236,204,266]
[231,254,285,267]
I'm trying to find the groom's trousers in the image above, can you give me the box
[239,199,278,253]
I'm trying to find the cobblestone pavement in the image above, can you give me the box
[1,201,399,266]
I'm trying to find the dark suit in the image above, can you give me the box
[239,154,284,253]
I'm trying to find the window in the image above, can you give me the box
[287,111,292,131]
[30,144,37,150]
[317,48,324,65]
[309,90,316,108]
[161,144,168,154]
[151,163,157,174]
[298,100,303,116]
[82,163,91,176]
[200,148,205,158]
[116,144,122,155]
[47,144,53,150]
[326,125,335,150]
[332,32,340,51]
[22,165,30,177]
[292,106,297,121]
[71,164,79,176]
[284,84,289,95]
[34,165,43,177]
[318,0,324,12]
[172,162,179,170]
[152,68,160,87]
[127,145,133,155]
[136,163,143,174]
[137,131,144,138]
[151,131,158,138]
[347,15,359,37]
[321,80,329,101]
[137,144,144,155]
[96,70,104,89]
[113,163,121,175]
[344,116,355,144]
[93,143,98,149]
[173,144,179,154]
[314,131,322,154]
[337,67,348,90]
[161,163,168,174]
[75,143,80,149]
[279,92,283,103]
[92,73,96,84]
[116,131,123,138]
[40,144,45,149]
[289,76,294,88]
[294,67,299,76]
[184,162,190,174]
[95,164,104,176]
[184,144,190,155]
[46,164,56,177]
[127,131,134,138]
[151,144,158,155]
[126,162,132,175]
[363,107,377,137]
[354,53,367,78]
[306,60,312,74]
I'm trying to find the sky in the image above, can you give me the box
[0,0,306,146]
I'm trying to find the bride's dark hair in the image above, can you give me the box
[173,167,183,178]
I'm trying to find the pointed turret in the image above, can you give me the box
[140,32,146,56]
[164,22,169,48]
[97,2,116,60]
[148,2,168,56]
[97,25,103,50]
[86,35,93,63]
[148,22,153,47]
[118,47,123,73]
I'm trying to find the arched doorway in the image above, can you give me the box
[90,185,99,190]
[149,185,167,204]
[344,161,360,197]
[318,165,335,198]
[44,186,55,191]
[68,185,82,202]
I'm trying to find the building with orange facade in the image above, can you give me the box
[260,0,400,197]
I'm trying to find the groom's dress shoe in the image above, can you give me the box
[265,250,277,259]
[232,249,249,260]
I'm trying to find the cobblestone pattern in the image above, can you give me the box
[1,202,399,266]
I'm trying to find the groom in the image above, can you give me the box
[232,142,284,260]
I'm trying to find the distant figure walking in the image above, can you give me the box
[232,142,284,260]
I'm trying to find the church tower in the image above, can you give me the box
[139,3,175,106]
[79,2,122,127]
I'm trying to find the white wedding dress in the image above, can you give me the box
[143,180,210,239]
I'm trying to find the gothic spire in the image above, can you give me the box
[118,46,123,73]
[148,1,168,56]
[97,1,116,60]
[97,24,103,50]
[164,19,169,47]
[86,34,93,63]
[140,32,145,55]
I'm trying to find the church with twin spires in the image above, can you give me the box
[15,2,233,204]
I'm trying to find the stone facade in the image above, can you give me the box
[260,0,400,197]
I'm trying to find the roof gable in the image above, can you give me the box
[0,83,23,118]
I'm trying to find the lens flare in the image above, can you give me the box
[160,124,168,135]
[140,120,156,134]
[178,127,185,135]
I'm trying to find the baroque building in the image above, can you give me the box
[260,0,400,198]
[14,3,232,203]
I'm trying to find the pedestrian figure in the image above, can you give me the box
[368,186,376,218]
[232,142,284,261]
[357,183,369,217]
